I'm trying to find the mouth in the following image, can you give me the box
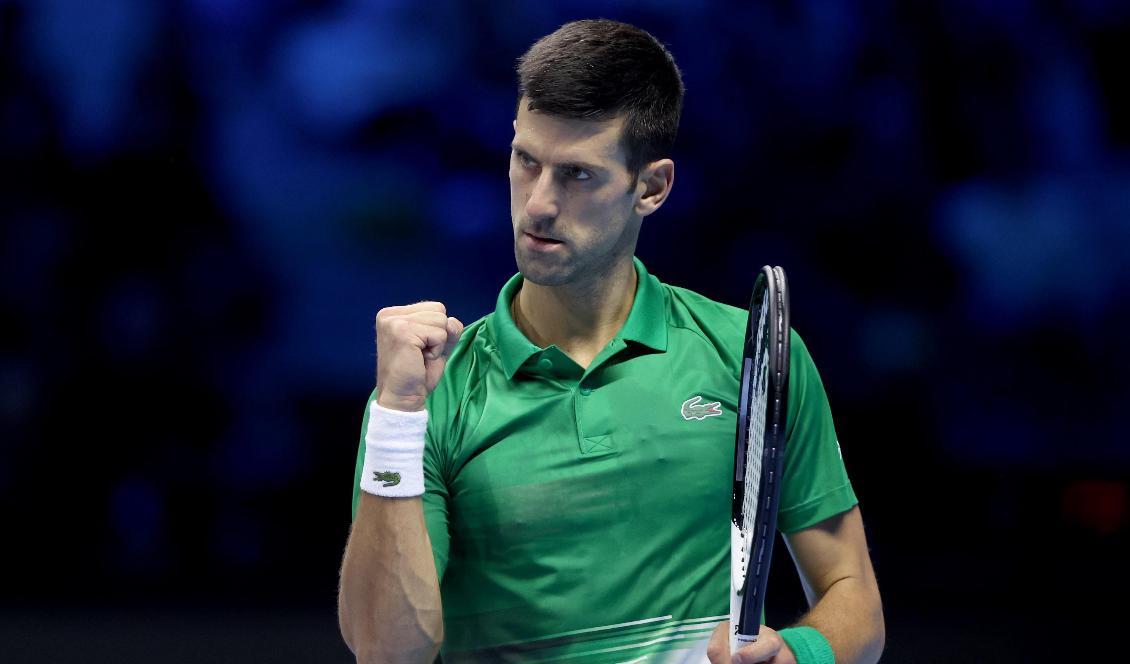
[522,231,564,249]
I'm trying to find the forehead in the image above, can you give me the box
[512,100,627,168]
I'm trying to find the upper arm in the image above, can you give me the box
[783,505,878,607]
[422,436,451,580]
[777,331,857,533]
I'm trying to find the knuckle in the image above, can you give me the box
[416,300,446,315]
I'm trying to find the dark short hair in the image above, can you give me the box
[516,19,684,178]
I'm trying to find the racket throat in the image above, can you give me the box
[730,522,760,653]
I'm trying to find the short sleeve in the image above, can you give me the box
[776,330,858,533]
[350,388,452,580]
[421,432,451,580]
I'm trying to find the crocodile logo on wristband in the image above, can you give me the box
[372,471,401,487]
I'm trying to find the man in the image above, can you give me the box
[338,19,884,664]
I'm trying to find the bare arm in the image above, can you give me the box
[338,303,463,663]
[338,492,442,663]
[708,505,884,664]
[783,505,885,664]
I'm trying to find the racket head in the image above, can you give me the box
[730,265,790,651]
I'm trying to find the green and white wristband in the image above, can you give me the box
[360,401,428,498]
[778,626,835,664]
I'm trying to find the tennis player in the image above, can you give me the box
[338,19,884,664]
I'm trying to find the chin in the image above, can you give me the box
[513,248,574,286]
[520,269,573,287]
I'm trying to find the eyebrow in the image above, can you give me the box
[510,142,607,175]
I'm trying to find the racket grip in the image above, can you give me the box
[731,631,758,656]
[729,593,739,654]
[730,522,759,654]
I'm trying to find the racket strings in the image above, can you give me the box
[733,268,789,642]
[741,296,771,531]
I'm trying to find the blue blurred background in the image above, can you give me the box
[2,0,1128,661]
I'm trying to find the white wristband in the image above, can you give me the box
[360,401,428,498]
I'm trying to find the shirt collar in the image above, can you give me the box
[490,256,669,379]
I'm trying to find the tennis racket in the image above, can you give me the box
[730,265,790,655]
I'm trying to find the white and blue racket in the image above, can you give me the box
[730,265,791,654]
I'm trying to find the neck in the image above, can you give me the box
[512,258,638,368]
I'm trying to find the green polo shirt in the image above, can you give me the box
[351,257,857,663]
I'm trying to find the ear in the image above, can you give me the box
[634,158,675,218]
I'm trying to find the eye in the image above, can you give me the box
[561,165,591,181]
[516,150,535,168]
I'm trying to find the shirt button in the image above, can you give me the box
[579,386,593,396]
[538,357,553,369]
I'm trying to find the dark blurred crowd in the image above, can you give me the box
[1,2,1127,642]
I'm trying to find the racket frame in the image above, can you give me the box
[730,265,790,653]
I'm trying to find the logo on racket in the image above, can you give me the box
[372,471,401,487]
[681,396,723,421]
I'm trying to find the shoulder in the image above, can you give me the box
[662,282,747,328]
[441,311,493,369]
[657,280,821,378]
[659,281,747,367]
[425,313,494,411]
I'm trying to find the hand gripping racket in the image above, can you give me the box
[730,265,790,654]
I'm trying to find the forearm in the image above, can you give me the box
[338,492,443,663]
[779,506,885,664]
[793,574,884,664]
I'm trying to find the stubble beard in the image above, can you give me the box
[513,236,576,286]
[511,205,639,288]
[513,231,637,292]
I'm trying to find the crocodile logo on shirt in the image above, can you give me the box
[372,471,401,487]
[681,396,723,421]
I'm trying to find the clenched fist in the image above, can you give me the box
[374,301,464,413]
[707,622,797,664]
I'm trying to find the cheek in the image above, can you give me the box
[581,191,633,234]
[508,167,529,204]
[508,180,523,217]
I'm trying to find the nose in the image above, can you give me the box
[525,170,559,222]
